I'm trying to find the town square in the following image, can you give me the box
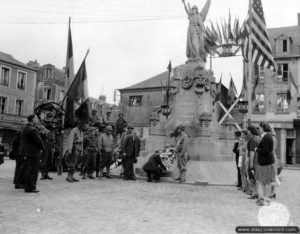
[0,0,300,233]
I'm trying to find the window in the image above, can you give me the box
[0,66,10,87]
[59,90,65,101]
[46,68,53,79]
[254,94,265,113]
[44,88,52,100]
[283,39,288,53]
[0,96,7,114]
[15,99,24,116]
[277,63,288,82]
[258,66,265,82]
[17,71,26,90]
[129,96,142,106]
[277,93,289,113]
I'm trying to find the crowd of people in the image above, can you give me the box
[9,110,143,193]
[233,121,282,206]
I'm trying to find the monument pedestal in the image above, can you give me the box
[146,61,235,160]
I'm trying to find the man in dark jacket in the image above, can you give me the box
[233,131,242,188]
[11,128,26,189]
[122,125,140,180]
[22,114,44,193]
[143,151,167,182]
[40,129,54,180]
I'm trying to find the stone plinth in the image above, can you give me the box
[146,61,235,159]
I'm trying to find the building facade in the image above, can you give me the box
[251,13,300,165]
[119,70,171,138]
[0,51,37,150]
[29,62,66,107]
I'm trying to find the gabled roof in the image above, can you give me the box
[120,70,171,91]
[0,51,36,71]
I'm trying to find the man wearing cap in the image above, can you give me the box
[65,121,84,182]
[98,125,114,178]
[22,114,44,193]
[174,125,189,183]
[122,125,140,180]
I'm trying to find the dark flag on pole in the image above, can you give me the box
[227,75,238,105]
[166,61,172,105]
[64,60,90,128]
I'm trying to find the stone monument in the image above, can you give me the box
[146,0,237,160]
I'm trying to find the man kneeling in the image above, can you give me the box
[143,151,167,182]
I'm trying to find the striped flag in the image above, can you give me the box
[65,17,74,90]
[241,0,276,71]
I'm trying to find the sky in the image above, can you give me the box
[1,0,300,103]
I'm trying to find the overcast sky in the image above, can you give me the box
[1,0,299,103]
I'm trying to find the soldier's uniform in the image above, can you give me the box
[40,130,55,180]
[65,123,84,182]
[175,126,189,183]
[82,127,98,179]
[98,126,114,178]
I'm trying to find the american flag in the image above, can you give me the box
[241,0,276,71]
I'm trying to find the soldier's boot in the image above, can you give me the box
[71,172,79,182]
[66,172,73,183]
[106,168,112,179]
[179,171,186,183]
[174,171,181,181]
[98,170,103,179]
[96,171,99,177]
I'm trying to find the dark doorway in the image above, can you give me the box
[286,139,294,165]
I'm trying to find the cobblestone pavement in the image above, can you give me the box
[0,160,299,234]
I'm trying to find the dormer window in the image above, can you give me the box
[282,39,288,52]
[275,34,291,54]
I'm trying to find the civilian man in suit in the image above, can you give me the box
[22,114,44,193]
[122,125,140,180]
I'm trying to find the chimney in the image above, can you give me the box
[298,13,300,26]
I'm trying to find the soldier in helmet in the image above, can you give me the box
[97,125,115,178]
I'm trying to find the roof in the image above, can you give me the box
[0,51,36,71]
[268,26,300,45]
[268,25,300,56]
[119,68,177,91]
[37,64,65,83]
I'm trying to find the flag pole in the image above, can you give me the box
[247,0,253,127]
[58,48,90,175]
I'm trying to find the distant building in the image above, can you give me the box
[118,70,171,138]
[0,51,37,150]
[250,13,300,165]
[29,62,66,107]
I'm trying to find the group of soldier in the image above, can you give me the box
[64,110,140,183]
[10,109,141,193]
